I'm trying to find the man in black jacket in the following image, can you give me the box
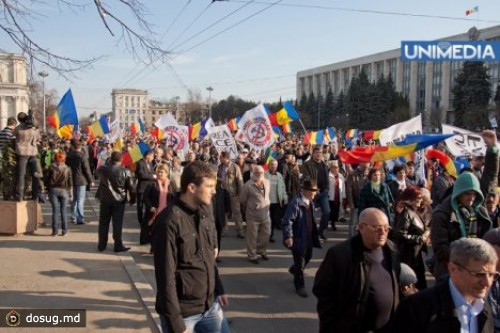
[135,149,156,226]
[313,207,401,333]
[152,161,228,333]
[95,151,136,252]
[302,146,330,240]
[391,238,497,333]
[66,140,93,225]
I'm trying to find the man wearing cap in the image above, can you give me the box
[218,151,245,238]
[391,238,497,333]
[282,179,321,297]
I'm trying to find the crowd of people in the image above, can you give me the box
[3,110,500,332]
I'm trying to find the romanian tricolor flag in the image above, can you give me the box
[305,130,324,145]
[227,117,239,132]
[129,141,151,163]
[268,101,299,126]
[89,115,110,138]
[262,147,278,171]
[324,127,336,143]
[151,127,166,141]
[339,134,454,164]
[363,130,382,142]
[272,126,282,141]
[51,88,79,138]
[465,6,478,15]
[281,123,292,134]
[189,121,202,141]
[426,149,458,178]
[345,129,358,140]
[130,118,146,135]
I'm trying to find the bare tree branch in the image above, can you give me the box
[0,0,171,77]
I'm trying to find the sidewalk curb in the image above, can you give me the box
[88,194,161,333]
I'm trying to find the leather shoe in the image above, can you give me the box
[259,253,269,261]
[288,266,295,275]
[114,246,131,253]
[249,258,259,264]
[296,288,308,298]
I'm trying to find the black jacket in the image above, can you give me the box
[95,162,136,204]
[390,279,493,333]
[66,149,93,186]
[142,181,175,223]
[313,235,400,333]
[301,159,330,192]
[135,159,156,194]
[152,198,220,333]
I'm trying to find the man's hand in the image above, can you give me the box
[218,294,229,307]
[284,238,293,248]
[482,130,497,148]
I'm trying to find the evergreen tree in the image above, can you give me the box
[316,94,324,130]
[334,91,347,127]
[346,70,372,129]
[323,88,335,126]
[452,61,492,129]
[304,92,317,129]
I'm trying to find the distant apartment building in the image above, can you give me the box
[149,98,185,126]
[111,89,149,129]
[0,53,29,128]
[296,25,500,127]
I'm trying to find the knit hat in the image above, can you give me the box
[400,263,418,286]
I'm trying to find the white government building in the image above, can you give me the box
[296,25,500,127]
[0,53,29,129]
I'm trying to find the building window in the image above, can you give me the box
[315,75,321,96]
[376,62,384,80]
[432,63,442,110]
[362,64,371,81]
[402,61,411,98]
[333,70,340,95]
[325,72,331,92]
[388,59,397,79]
[352,65,360,78]
[343,68,350,91]
[417,62,426,112]
[300,77,306,96]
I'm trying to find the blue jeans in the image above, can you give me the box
[315,191,331,236]
[159,300,230,333]
[71,185,87,223]
[49,188,69,235]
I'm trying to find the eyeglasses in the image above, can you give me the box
[453,262,500,281]
[360,223,391,233]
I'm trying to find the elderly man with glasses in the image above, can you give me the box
[313,207,401,333]
[391,238,498,333]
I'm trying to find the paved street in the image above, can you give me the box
[0,192,350,332]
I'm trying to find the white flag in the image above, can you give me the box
[237,104,274,151]
[155,113,178,130]
[442,124,486,157]
[207,125,238,159]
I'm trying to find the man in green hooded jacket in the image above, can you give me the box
[431,131,499,279]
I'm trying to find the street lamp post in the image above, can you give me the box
[206,86,213,119]
[38,71,49,132]
[174,96,180,122]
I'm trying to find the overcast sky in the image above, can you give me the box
[4,0,499,116]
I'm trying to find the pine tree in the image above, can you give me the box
[323,88,335,126]
[452,61,492,129]
[316,94,324,130]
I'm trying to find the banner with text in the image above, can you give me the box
[442,124,486,157]
[237,104,274,151]
[207,124,238,159]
